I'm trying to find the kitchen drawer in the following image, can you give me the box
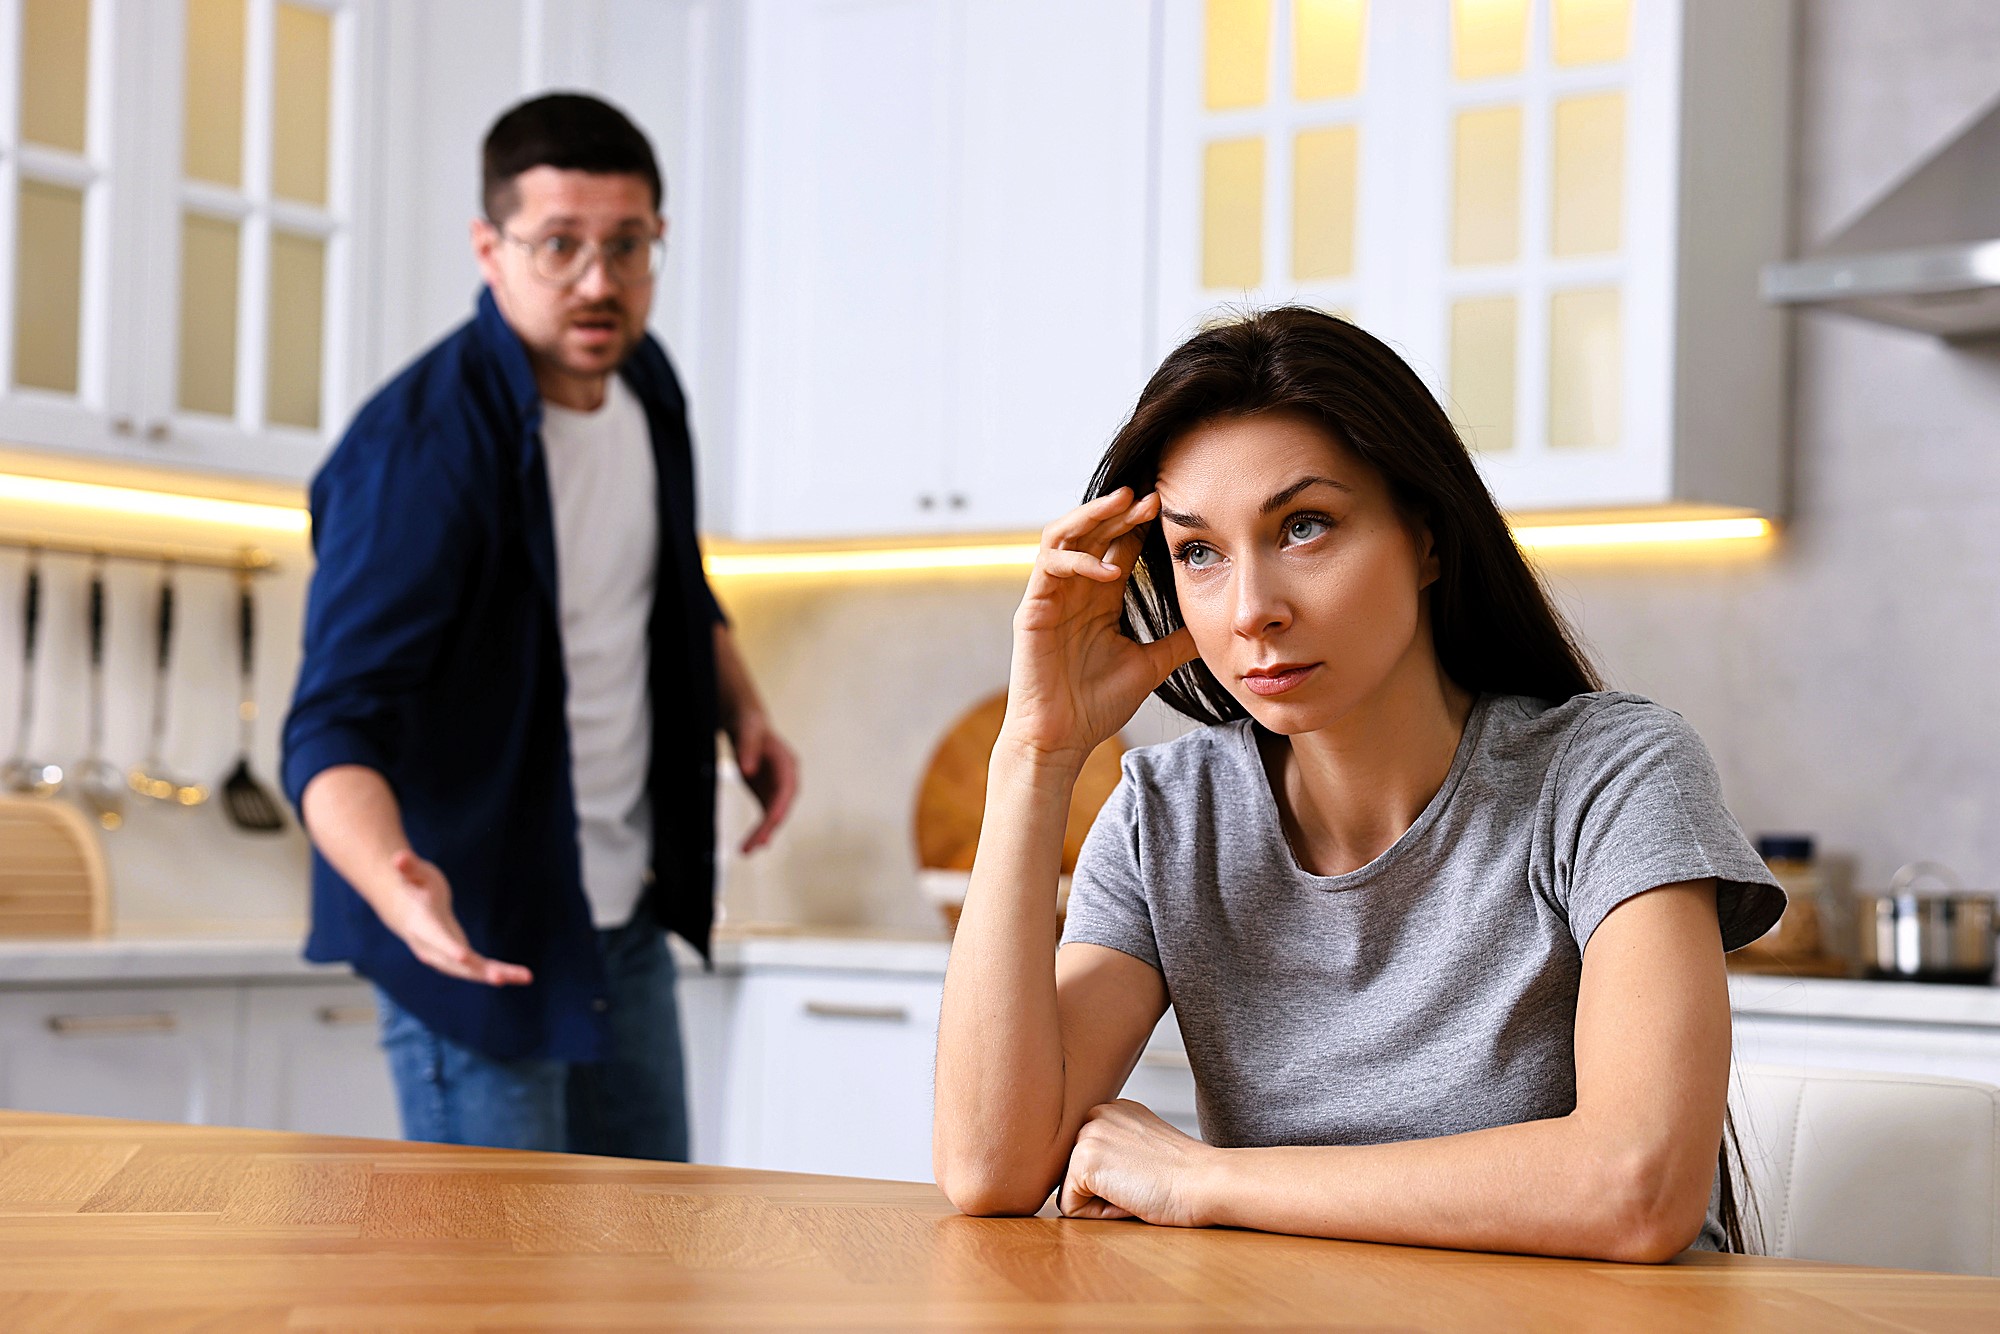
[0,985,241,1125]
[237,980,399,1139]
[722,970,942,1182]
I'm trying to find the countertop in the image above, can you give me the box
[0,1110,1992,1331]
[4,926,1999,1030]
[0,922,955,986]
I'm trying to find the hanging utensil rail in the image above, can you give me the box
[0,532,277,573]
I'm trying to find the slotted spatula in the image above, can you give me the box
[221,570,284,833]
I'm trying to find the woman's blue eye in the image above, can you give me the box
[1177,543,1217,569]
[1285,515,1330,543]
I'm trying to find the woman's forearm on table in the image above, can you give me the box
[1191,1112,1712,1263]
[933,747,1081,1212]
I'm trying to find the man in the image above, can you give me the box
[282,93,796,1159]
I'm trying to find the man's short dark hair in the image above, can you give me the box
[481,92,663,223]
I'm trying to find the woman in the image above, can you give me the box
[932,307,1783,1262]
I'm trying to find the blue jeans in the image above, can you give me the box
[376,913,689,1161]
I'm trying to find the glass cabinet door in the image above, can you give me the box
[0,0,140,449]
[155,0,354,478]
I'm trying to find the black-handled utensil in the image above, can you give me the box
[76,558,124,831]
[220,570,284,832]
[130,563,207,806]
[2,552,61,797]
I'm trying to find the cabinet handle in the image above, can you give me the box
[1137,1049,1190,1070]
[917,494,936,511]
[803,1001,909,1023]
[111,416,136,436]
[947,493,966,510]
[47,1012,178,1037]
[315,1004,376,1027]
[144,421,170,443]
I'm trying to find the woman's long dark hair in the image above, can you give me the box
[1088,305,1754,1255]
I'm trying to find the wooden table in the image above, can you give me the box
[1,1112,1996,1331]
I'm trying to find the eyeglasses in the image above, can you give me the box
[498,229,666,287]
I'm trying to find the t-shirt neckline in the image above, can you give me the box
[1236,692,1494,892]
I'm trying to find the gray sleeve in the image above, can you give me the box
[1059,759,1162,971]
[1551,699,1785,953]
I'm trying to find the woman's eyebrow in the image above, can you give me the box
[1260,475,1353,515]
[1160,477,1352,530]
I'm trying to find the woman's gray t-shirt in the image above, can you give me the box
[1060,691,1784,1251]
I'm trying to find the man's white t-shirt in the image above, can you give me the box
[540,376,657,929]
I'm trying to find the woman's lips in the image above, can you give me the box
[1241,664,1318,697]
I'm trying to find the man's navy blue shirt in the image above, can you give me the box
[282,289,724,1062]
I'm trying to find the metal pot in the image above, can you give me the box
[1857,862,1997,984]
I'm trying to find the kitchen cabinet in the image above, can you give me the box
[707,0,1155,541]
[235,978,398,1138]
[0,0,388,482]
[1156,0,1792,516]
[719,968,941,1181]
[0,983,241,1124]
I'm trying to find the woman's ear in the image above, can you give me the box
[1415,522,1441,591]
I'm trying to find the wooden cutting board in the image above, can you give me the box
[0,796,110,938]
[913,690,1125,875]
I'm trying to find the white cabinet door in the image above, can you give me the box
[675,963,741,1167]
[236,979,399,1138]
[942,0,1154,533]
[723,0,1155,541]
[0,985,241,1124]
[722,969,941,1181]
[731,0,957,540]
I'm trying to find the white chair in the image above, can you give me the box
[1730,1064,2000,1275]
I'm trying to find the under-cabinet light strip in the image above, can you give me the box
[0,472,1772,570]
[705,517,1775,577]
[0,472,311,533]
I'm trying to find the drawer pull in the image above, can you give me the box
[47,1012,178,1037]
[315,1004,376,1027]
[1138,1049,1191,1070]
[803,1001,909,1023]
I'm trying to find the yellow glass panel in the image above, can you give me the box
[184,0,247,188]
[1551,92,1624,256]
[1204,0,1270,110]
[272,4,334,206]
[1450,297,1515,453]
[1202,138,1264,289]
[1294,0,1365,101]
[1452,105,1521,266]
[266,231,325,429]
[1452,0,1527,81]
[1548,287,1621,449]
[20,0,91,152]
[177,213,240,416]
[1293,126,1357,282]
[1553,0,1630,65]
[12,180,85,393]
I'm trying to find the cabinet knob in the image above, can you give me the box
[144,421,170,443]
[917,494,936,511]
[947,493,967,510]
[111,416,135,436]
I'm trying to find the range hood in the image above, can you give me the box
[1762,94,2000,339]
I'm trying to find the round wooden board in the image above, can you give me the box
[913,690,1124,874]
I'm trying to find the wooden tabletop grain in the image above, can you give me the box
[1,1111,1995,1331]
